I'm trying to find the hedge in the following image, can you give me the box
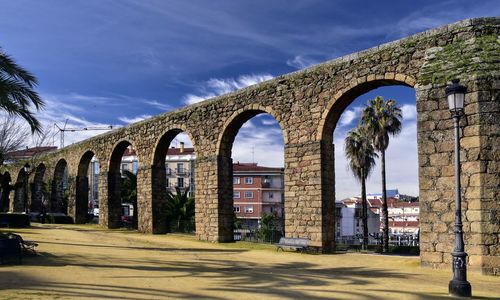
[46,215,74,224]
[0,213,31,228]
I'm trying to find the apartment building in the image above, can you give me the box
[232,162,284,229]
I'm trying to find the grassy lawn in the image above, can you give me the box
[0,224,499,299]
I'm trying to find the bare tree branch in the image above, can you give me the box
[0,115,30,164]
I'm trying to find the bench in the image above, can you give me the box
[0,233,38,255]
[0,237,22,264]
[275,237,309,252]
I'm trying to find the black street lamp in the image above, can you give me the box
[23,163,31,214]
[446,79,471,297]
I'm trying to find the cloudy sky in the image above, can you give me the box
[1,0,498,198]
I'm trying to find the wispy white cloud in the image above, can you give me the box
[286,55,319,70]
[401,104,416,121]
[118,114,152,124]
[143,100,173,111]
[339,106,363,127]
[183,74,274,105]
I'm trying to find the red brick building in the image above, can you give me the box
[232,162,284,229]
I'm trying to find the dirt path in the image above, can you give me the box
[1,224,499,299]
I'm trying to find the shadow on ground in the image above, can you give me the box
[4,251,495,300]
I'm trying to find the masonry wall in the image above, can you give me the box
[1,18,498,274]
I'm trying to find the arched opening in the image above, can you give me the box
[219,108,285,243]
[76,151,99,224]
[107,140,138,229]
[0,172,12,212]
[14,168,28,212]
[30,163,46,213]
[321,77,419,253]
[152,130,196,234]
[51,159,68,214]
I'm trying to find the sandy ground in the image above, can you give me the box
[0,224,498,300]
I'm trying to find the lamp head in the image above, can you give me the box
[445,79,467,115]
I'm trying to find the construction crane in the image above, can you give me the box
[55,119,113,148]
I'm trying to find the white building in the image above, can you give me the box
[335,200,380,244]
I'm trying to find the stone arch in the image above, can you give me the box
[215,104,287,241]
[30,163,47,213]
[0,172,12,212]
[106,139,137,228]
[315,74,417,251]
[75,150,96,223]
[151,126,197,233]
[51,159,68,213]
[318,74,416,143]
[217,104,287,157]
[13,168,28,212]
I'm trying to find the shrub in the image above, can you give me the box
[389,245,420,255]
[0,213,31,228]
[46,215,74,224]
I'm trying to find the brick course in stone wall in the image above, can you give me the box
[1,18,499,275]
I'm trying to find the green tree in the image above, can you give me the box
[361,96,402,253]
[255,212,278,243]
[0,48,44,133]
[165,186,195,233]
[345,125,377,250]
[121,170,138,228]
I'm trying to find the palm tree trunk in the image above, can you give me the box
[361,169,368,251]
[381,150,389,253]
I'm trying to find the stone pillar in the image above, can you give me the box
[74,175,89,224]
[148,165,167,234]
[284,141,335,251]
[417,76,499,275]
[194,154,232,242]
[217,155,234,242]
[473,76,499,275]
[106,170,123,228]
[98,170,109,228]
[13,182,25,212]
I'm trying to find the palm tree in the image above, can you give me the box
[0,48,44,133]
[165,186,195,233]
[121,170,138,228]
[361,96,402,253]
[345,126,377,250]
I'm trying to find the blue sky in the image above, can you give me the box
[1,0,498,198]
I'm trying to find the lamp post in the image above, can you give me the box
[23,163,31,213]
[446,79,471,297]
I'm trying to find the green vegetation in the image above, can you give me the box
[165,186,195,233]
[46,214,73,224]
[361,96,403,253]
[345,126,377,251]
[121,170,138,228]
[0,47,44,133]
[0,213,30,227]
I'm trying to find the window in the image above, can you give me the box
[121,163,129,172]
[233,191,241,198]
[245,206,253,213]
[269,193,274,199]
[233,206,240,213]
[244,191,253,198]
[233,177,240,184]
[132,161,138,174]
[244,177,253,184]
[166,178,169,188]
[177,177,184,188]
[263,175,271,184]
[177,163,184,174]
[166,166,171,175]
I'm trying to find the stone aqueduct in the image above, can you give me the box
[1,18,499,275]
